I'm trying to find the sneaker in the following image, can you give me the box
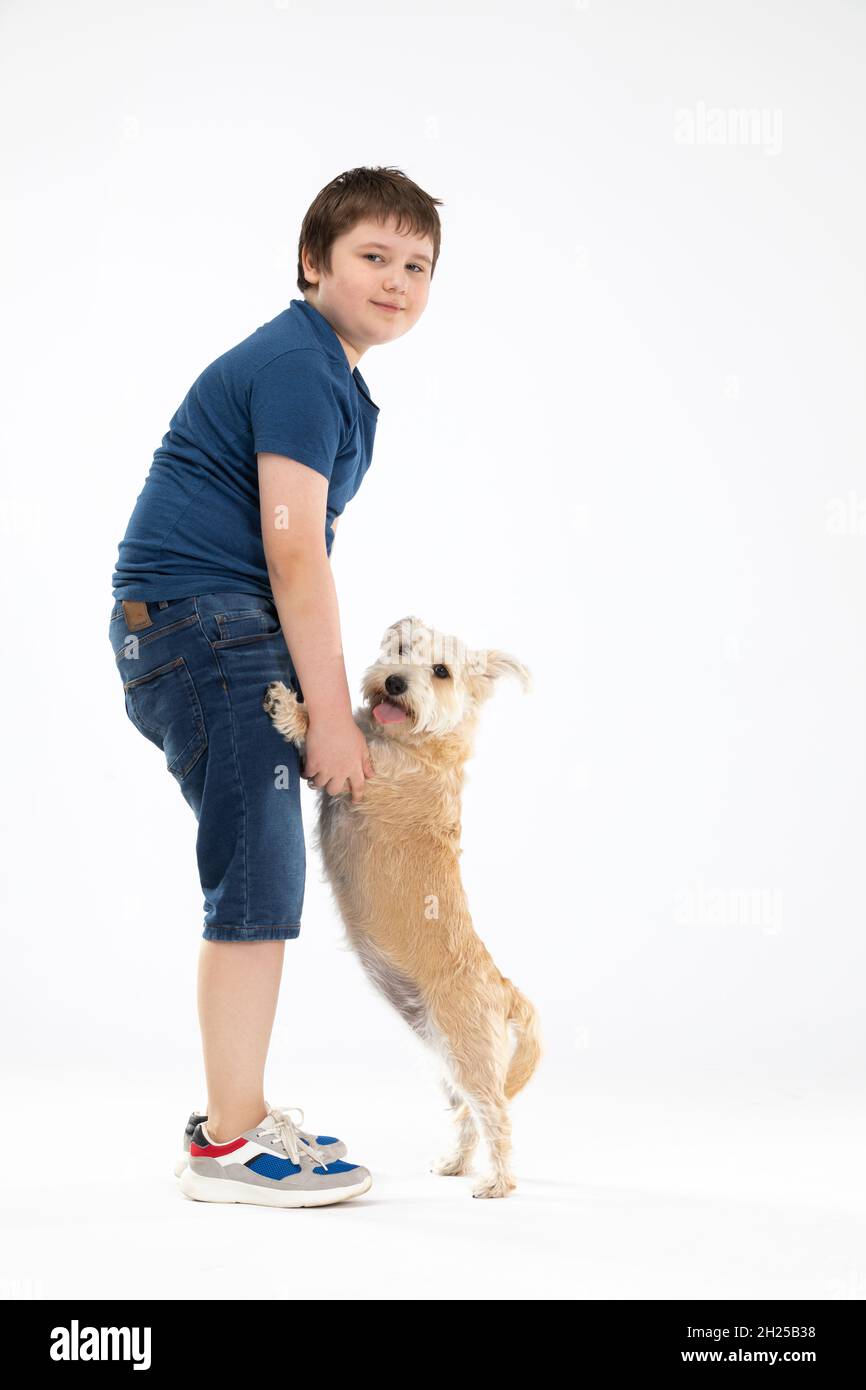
[173,1105,347,1178]
[177,1103,371,1208]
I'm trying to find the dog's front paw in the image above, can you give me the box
[262,680,283,716]
[263,680,310,746]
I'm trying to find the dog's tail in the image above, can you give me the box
[503,979,542,1099]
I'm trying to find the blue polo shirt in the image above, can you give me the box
[110,298,380,601]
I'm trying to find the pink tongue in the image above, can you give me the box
[373,701,407,725]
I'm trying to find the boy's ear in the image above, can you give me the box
[467,649,532,698]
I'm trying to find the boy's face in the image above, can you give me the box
[302,218,434,366]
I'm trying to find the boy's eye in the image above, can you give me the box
[363,253,425,273]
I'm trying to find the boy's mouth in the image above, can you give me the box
[372,700,408,725]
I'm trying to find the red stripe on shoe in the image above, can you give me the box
[190,1137,248,1157]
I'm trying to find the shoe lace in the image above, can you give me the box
[257,1103,332,1169]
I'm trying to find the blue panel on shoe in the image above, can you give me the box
[247,1152,303,1179]
[313,1160,359,1174]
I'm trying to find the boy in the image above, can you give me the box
[107,166,443,1208]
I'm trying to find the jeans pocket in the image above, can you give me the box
[205,605,283,649]
[123,656,208,780]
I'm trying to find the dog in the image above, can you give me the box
[262,615,541,1198]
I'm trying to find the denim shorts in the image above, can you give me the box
[108,591,306,942]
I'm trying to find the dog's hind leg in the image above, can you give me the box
[465,1092,516,1199]
[430,1073,481,1178]
[437,1012,518,1199]
[350,938,484,1178]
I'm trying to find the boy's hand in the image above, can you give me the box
[302,715,375,803]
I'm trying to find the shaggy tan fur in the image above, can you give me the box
[263,615,541,1198]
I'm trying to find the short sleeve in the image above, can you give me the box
[250,349,346,480]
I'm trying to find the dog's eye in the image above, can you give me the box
[432,664,450,679]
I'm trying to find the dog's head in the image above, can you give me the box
[361,615,531,739]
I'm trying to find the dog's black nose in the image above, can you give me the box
[385,674,407,696]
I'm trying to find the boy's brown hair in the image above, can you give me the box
[297,166,444,292]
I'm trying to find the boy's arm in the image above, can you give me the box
[258,452,353,724]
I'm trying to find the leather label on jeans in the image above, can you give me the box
[122,600,152,631]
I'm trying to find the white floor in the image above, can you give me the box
[1,1058,864,1302]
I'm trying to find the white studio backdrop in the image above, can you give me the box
[1,0,864,1300]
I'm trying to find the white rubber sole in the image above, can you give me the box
[178,1164,372,1208]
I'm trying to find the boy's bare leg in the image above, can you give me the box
[197,940,286,1143]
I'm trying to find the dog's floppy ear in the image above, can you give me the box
[468,648,533,698]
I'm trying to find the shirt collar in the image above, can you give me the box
[293,297,345,365]
[292,298,379,412]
